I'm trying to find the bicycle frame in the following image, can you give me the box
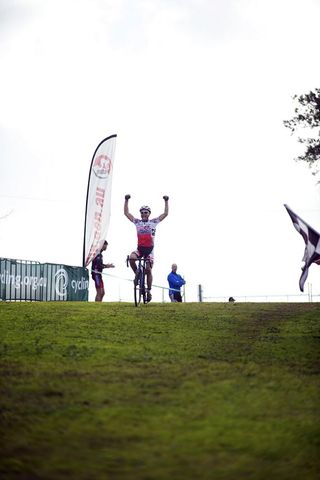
[126,255,149,306]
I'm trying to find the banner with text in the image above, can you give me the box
[83,134,117,267]
[0,258,89,301]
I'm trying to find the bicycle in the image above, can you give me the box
[126,254,150,306]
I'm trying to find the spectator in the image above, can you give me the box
[167,264,185,302]
[91,240,115,302]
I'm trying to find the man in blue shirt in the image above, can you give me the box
[167,263,185,302]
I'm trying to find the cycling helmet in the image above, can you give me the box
[140,205,151,213]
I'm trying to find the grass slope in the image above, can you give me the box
[0,302,319,480]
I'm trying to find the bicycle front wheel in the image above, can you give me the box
[134,270,144,307]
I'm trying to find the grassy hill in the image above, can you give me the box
[0,301,319,480]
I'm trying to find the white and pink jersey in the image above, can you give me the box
[132,217,161,248]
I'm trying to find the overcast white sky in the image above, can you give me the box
[1,0,319,302]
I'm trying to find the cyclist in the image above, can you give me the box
[124,194,169,302]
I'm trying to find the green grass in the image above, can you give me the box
[0,301,319,480]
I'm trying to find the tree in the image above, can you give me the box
[284,88,320,179]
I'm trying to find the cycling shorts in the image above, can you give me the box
[133,246,154,266]
[91,273,104,289]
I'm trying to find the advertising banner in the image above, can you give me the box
[83,134,117,267]
[0,258,89,301]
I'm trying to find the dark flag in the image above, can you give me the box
[284,204,320,291]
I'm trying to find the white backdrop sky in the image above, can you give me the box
[1,0,319,302]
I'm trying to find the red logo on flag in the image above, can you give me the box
[93,155,112,179]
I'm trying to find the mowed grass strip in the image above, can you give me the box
[0,302,319,480]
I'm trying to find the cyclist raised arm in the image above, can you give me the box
[124,194,134,221]
[124,194,169,302]
[159,195,169,221]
